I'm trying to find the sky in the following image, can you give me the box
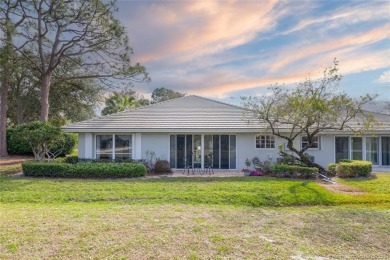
[116,0,390,105]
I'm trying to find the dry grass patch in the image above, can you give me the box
[319,181,365,195]
[0,204,389,259]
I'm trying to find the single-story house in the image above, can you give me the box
[62,95,390,170]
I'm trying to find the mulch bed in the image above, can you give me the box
[0,155,33,167]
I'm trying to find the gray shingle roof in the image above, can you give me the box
[62,95,264,133]
[62,95,390,133]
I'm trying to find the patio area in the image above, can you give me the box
[171,169,244,177]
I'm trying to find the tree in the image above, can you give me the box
[151,87,185,103]
[0,0,25,157]
[17,121,67,161]
[13,0,148,121]
[4,52,102,126]
[242,60,376,173]
[101,91,141,115]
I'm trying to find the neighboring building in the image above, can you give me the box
[62,95,390,170]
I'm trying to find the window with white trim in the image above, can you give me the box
[255,135,275,149]
[301,136,320,149]
[96,134,132,160]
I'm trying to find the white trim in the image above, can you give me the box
[301,135,321,150]
[134,133,142,159]
[254,134,276,150]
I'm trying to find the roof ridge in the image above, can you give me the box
[189,95,248,111]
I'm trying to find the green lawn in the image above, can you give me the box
[0,174,389,259]
[0,164,21,175]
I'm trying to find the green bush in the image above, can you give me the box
[153,160,172,174]
[64,156,145,165]
[336,160,372,178]
[22,161,146,178]
[270,164,318,179]
[7,128,31,154]
[7,124,76,156]
[50,133,77,156]
[327,163,336,174]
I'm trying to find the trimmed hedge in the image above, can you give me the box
[270,164,318,179]
[335,160,372,178]
[22,161,146,178]
[327,163,337,174]
[64,156,145,165]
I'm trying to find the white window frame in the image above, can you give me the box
[95,134,133,160]
[255,134,275,149]
[301,135,320,150]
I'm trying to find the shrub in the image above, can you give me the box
[327,163,337,174]
[7,122,76,158]
[153,160,171,174]
[50,133,77,156]
[7,127,32,154]
[270,164,318,179]
[249,170,263,176]
[336,160,372,178]
[22,161,146,178]
[64,156,145,165]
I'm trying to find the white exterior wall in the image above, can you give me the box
[236,133,284,170]
[77,131,388,168]
[141,133,170,160]
[77,133,93,159]
[78,133,86,158]
[236,133,336,169]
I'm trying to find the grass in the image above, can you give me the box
[0,164,22,175]
[0,173,389,258]
[1,174,390,206]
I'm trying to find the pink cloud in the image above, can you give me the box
[123,1,280,64]
[269,23,390,72]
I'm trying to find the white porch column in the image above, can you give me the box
[134,133,142,159]
[201,134,204,169]
[85,133,93,159]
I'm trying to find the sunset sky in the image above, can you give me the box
[116,0,390,104]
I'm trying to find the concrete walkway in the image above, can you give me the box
[372,167,390,173]
[171,170,244,177]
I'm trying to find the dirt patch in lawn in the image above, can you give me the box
[319,181,365,195]
[0,155,33,167]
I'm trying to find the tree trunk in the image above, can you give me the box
[0,29,12,158]
[40,74,51,122]
[0,76,9,157]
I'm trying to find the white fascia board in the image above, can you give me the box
[62,128,267,133]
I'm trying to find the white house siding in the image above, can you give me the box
[236,133,336,169]
[141,133,170,161]
[236,133,281,170]
[302,135,334,167]
[78,133,86,158]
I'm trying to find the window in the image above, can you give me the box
[301,136,320,149]
[255,135,275,149]
[351,137,362,160]
[115,135,132,160]
[96,134,132,160]
[335,137,349,162]
[96,135,113,159]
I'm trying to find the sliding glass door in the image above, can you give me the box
[335,137,349,162]
[170,134,236,169]
[366,137,379,165]
[382,137,390,166]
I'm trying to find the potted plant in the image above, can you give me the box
[243,158,251,176]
